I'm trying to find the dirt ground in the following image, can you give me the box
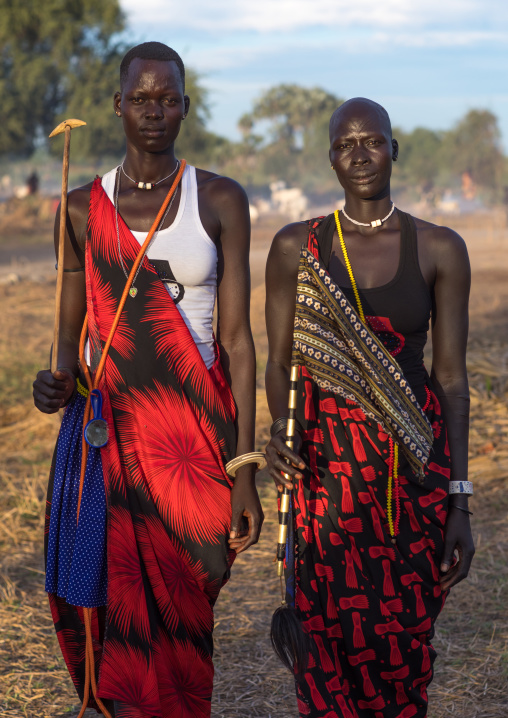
[0,207,507,717]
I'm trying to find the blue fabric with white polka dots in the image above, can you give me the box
[45,392,108,607]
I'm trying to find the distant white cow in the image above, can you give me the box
[249,204,259,224]
[14,185,30,199]
[270,182,309,222]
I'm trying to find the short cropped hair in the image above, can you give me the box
[120,42,185,90]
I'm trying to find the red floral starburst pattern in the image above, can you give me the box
[88,262,135,361]
[154,633,214,718]
[137,515,212,636]
[107,506,152,640]
[142,283,230,422]
[99,641,159,713]
[113,383,231,543]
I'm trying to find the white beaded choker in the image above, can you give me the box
[342,202,396,228]
[121,161,179,190]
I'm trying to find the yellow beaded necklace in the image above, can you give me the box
[334,209,400,542]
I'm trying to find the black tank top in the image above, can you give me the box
[317,210,431,406]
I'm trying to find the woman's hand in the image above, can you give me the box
[439,506,475,591]
[33,369,76,414]
[228,468,264,554]
[265,430,306,492]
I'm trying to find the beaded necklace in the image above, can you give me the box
[121,159,179,190]
[115,162,180,297]
[334,209,400,542]
[342,201,396,228]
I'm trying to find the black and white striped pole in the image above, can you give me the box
[271,363,310,677]
[276,364,300,578]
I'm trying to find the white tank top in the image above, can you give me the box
[101,165,217,369]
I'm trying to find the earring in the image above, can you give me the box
[330,164,334,170]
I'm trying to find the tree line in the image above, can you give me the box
[0,0,505,201]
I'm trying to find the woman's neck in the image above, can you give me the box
[122,148,178,184]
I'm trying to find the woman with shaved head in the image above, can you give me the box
[265,97,474,717]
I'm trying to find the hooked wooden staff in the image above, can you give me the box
[270,363,311,677]
[49,118,86,373]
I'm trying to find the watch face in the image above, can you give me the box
[84,418,109,448]
[149,259,185,305]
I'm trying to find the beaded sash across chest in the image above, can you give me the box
[291,226,433,478]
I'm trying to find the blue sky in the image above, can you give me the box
[120,0,508,148]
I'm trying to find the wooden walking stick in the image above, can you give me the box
[49,118,86,373]
[270,363,311,677]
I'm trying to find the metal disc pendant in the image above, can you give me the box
[84,418,109,448]
[84,389,109,448]
[129,287,138,298]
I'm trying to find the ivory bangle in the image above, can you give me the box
[225,452,266,477]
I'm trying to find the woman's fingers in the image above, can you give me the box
[33,369,75,413]
[269,467,294,491]
[265,434,307,491]
[272,435,306,468]
[440,510,475,591]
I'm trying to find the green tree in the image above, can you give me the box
[0,0,126,157]
[0,1,229,165]
[394,127,444,191]
[442,109,504,190]
[238,84,343,191]
[175,70,232,168]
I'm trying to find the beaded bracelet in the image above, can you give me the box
[449,480,473,495]
[270,416,303,438]
[76,377,90,398]
[55,263,85,272]
[449,505,473,517]
[270,417,288,437]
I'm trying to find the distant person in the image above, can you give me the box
[26,170,39,195]
[265,97,474,717]
[32,42,263,718]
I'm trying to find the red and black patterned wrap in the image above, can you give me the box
[288,220,452,718]
[47,178,238,718]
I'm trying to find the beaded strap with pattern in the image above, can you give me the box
[292,215,433,479]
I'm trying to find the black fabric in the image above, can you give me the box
[317,211,432,407]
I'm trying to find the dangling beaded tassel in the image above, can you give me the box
[387,439,400,544]
[393,443,401,537]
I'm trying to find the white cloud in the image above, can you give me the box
[373,30,508,49]
[121,0,503,34]
[157,28,508,75]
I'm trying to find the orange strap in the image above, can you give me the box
[73,160,186,718]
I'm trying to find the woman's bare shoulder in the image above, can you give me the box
[270,221,309,257]
[412,215,467,252]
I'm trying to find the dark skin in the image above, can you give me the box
[265,97,474,591]
[33,58,263,554]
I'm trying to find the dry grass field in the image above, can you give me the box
[0,209,507,717]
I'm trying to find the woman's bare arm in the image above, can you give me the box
[211,176,263,553]
[32,187,90,413]
[265,223,308,491]
[427,224,475,589]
